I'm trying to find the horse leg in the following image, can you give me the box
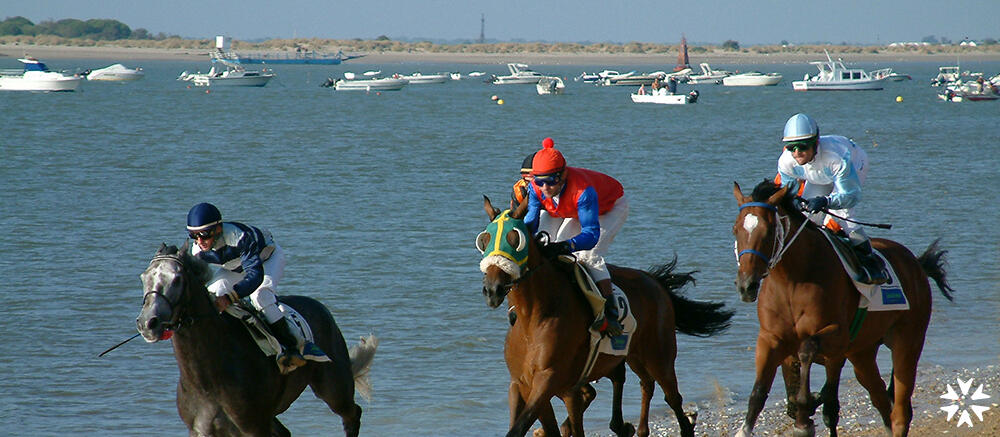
[271,417,291,437]
[819,358,845,437]
[639,356,694,437]
[780,356,801,420]
[308,363,362,437]
[557,386,588,437]
[607,363,635,437]
[848,347,892,431]
[888,345,921,437]
[735,335,784,437]
[556,383,596,436]
[792,337,820,437]
[630,367,655,437]
[508,375,561,437]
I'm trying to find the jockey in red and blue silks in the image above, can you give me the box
[523,138,629,336]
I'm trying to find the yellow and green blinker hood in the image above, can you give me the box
[477,210,530,266]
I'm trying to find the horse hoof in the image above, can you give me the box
[618,422,635,437]
[791,425,815,437]
[531,427,545,437]
[685,410,698,426]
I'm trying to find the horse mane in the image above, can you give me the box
[750,179,811,224]
[156,243,213,285]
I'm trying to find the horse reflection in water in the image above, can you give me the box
[136,244,377,437]
[478,197,733,437]
[731,180,953,437]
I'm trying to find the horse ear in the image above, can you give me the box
[483,195,500,221]
[733,181,748,205]
[510,193,529,219]
[768,184,790,205]
[158,242,167,255]
[179,241,190,256]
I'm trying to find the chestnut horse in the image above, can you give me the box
[478,197,733,437]
[136,244,378,436]
[731,181,953,437]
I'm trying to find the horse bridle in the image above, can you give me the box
[142,254,192,330]
[737,202,810,276]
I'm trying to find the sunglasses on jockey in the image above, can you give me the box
[533,172,563,187]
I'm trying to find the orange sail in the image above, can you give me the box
[674,35,690,72]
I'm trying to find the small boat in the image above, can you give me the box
[330,72,408,91]
[630,88,699,105]
[178,40,275,87]
[722,71,783,86]
[536,76,565,95]
[450,72,462,80]
[686,63,733,84]
[490,63,545,84]
[792,51,888,91]
[939,79,999,102]
[467,71,486,77]
[575,70,622,83]
[85,63,144,81]
[931,66,960,87]
[394,72,450,84]
[600,71,682,87]
[0,57,82,92]
[888,72,911,81]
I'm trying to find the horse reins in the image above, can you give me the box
[737,202,810,275]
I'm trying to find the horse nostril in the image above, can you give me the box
[145,317,160,330]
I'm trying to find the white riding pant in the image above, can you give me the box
[537,196,629,282]
[801,162,869,235]
[207,244,286,324]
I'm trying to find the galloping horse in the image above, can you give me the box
[136,244,377,437]
[731,180,953,437]
[479,197,733,437]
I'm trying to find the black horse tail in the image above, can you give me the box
[917,239,954,301]
[645,258,734,337]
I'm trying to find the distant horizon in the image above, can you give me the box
[4,0,997,46]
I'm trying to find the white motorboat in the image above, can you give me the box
[722,71,783,86]
[536,76,565,95]
[467,71,486,77]
[931,66,960,86]
[792,51,888,91]
[575,70,623,83]
[490,63,545,84]
[86,63,144,81]
[332,72,408,91]
[395,72,450,84]
[600,71,681,87]
[450,72,462,80]
[178,36,275,87]
[630,88,699,105]
[0,57,82,92]
[686,63,733,84]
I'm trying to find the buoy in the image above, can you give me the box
[376,92,381,96]
[895,96,903,102]
[491,95,499,101]
[497,99,504,105]
[205,89,210,94]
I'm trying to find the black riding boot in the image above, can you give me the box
[852,238,888,285]
[593,298,624,337]
[269,319,306,368]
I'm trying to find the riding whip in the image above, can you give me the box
[98,333,141,357]
[795,196,892,229]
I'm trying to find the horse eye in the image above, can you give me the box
[476,231,491,253]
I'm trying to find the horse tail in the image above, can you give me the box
[348,334,379,402]
[645,258,734,337]
[917,239,954,301]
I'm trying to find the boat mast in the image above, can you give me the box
[674,35,690,72]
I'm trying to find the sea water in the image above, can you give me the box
[1,58,997,436]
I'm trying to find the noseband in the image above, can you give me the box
[737,202,809,275]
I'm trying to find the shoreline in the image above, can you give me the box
[4,44,1000,65]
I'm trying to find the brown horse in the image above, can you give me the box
[136,244,378,436]
[731,180,953,437]
[478,196,733,437]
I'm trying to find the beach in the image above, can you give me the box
[4,43,1000,65]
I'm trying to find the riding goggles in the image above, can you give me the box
[188,230,215,240]
[784,141,814,153]
[533,173,563,187]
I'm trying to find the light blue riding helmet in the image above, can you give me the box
[782,113,819,142]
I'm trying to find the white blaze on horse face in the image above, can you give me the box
[742,214,760,243]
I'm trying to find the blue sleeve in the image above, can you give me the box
[524,187,541,234]
[195,249,223,265]
[829,163,862,210]
[232,234,265,299]
[568,187,600,251]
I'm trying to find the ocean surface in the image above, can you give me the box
[2,57,998,436]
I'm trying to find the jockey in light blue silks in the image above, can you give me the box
[186,203,326,369]
[775,113,888,284]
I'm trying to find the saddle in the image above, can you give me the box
[223,299,331,367]
[555,255,636,352]
[817,229,909,312]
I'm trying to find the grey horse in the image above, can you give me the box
[136,244,377,436]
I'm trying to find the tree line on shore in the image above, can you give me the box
[1,16,998,56]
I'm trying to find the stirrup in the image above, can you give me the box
[301,342,328,361]
[278,348,307,369]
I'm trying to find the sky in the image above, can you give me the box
[5,0,997,45]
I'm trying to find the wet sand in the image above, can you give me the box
[3,44,1000,65]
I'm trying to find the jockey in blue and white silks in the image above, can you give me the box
[776,113,887,284]
[777,134,869,234]
[186,203,325,368]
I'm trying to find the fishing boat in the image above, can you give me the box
[85,63,145,81]
[234,50,364,65]
[489,63,545,84]
[630,88,699,105]
[177,36,275,87]
[792,51,889,91]
[687,63,733,84]
[0,57,82,92]
[536,76,565,95]
[722,71,783,86]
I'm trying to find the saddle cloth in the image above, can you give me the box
[565,258,636,356]
[225,301,331,362]
[819,231,909,312]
